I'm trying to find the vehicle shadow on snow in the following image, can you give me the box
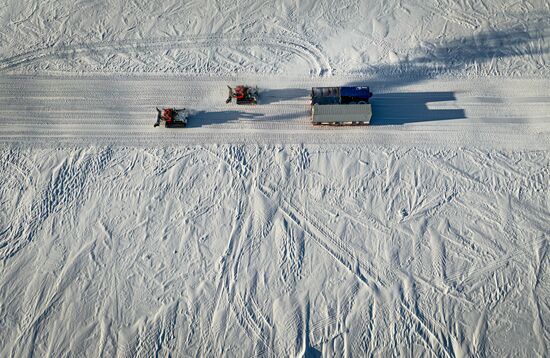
[260,88,310,104]
[187,110,264,127]
[343,24,549,124]
[369,92,466,125]
[347,24,550,90]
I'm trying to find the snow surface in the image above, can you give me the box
[1,0,549,356]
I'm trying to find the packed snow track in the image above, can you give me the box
[0,75,548,149]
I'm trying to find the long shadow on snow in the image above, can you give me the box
[348,24,550,91]
[186,110,264,127]
[343,24,549,124]
[369,92,466,125]
[260,88,310,104]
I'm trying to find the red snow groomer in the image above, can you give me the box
[226,85,258,105]
[153,107,189,128]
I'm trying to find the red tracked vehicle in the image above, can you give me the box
[153,107,189,128]
[226,85,259,105]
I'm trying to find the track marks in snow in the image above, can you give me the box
[259,183,387,295]
[231,293,273,352]
[0,149,36,259]
[0,76,549,149]
[0,147,112,261]
[276,217,305,293]
[0,33,332,76]
[117,302,179,358]
[1,144,548,355]
[199,145,256,355]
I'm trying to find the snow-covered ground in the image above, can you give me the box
[1,0,549,356]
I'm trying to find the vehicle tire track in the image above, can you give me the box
[0,33,331,76]
[198,145,256,354]
[0,147,112,261]
[257,183,388,294]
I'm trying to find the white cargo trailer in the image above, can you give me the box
[311,103,372,125]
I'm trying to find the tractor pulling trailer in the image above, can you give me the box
[310,86,373,125]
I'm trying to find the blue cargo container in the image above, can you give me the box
[311,86,372,105]
[340,86,372,101]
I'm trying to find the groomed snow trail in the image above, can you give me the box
[0,75,548,149]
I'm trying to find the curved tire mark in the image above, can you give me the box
[0,34,332,76]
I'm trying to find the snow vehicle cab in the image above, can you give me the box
[226,85,258,105]
[153,107,189,128]
[311,86,373,125]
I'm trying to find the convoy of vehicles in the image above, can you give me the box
[154,85,373,127]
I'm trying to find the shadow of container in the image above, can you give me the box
[370,92,466,125]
